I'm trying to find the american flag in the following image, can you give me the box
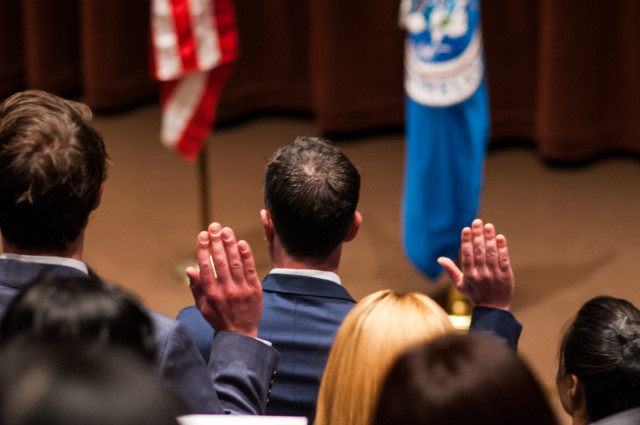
[150,0,237,161]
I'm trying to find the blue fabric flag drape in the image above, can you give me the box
[401,0,489,280]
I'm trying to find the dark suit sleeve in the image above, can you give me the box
[155,318,225,413]
[210,331,280,415]
[154,317,279,415]
[469,307,522,349]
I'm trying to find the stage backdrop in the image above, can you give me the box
[1,0,638,162]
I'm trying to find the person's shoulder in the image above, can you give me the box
[176,305,201,322]
[263,273,355,303]
[592,408,640,425]
[148,311,189,344]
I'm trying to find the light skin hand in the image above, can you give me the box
[186,222,262,337]
[437,218,514,311]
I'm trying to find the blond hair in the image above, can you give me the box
[315,289,454,425]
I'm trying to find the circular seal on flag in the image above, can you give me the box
[402,0,484,107]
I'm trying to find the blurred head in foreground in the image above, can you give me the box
[0,345,186,425]
[374,332,559,425]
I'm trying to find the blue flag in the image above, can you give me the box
[400,0,489,280]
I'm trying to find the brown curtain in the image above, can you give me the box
[1,1,639,162]
[484,0,640,161]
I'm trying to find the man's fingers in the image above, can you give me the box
[438,257,463,287]
[220,227,246,285]
[238,240,260,287]
[195,230,216,282]
[471,218,486,269]
[460,226,474,273]
[496,234,511,272]
[209,222,231,283]
[484,223,498,270]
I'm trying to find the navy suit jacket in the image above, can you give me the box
[178,273,523,423]
[0,258,279,415]
[178,273,356,423]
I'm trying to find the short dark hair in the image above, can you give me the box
[373,332,559,425]
[0,274,156,364]
[559,296,640,422]
[0,90,109,253]
[0,345,187,425]
[263,137,360,262]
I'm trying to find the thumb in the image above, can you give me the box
[437,257,463,285]
[186,266,203,300]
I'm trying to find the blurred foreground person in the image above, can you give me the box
[0,274,156,363]
[373,332,559,425]
[0,345,187,425]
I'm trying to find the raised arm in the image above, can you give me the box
[438,219,521,347]
[185,222,279,414]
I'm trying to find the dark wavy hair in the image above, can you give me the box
[558,296,640,422]
[0,274,156,364]
[263,137,360,263]
[0,90,109,254]
[373,332,559,425]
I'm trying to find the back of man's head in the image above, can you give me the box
[0,90,108,254]
[263,137,360,263]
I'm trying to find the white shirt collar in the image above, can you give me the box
[0,253,89,275]
[269,268,341,286]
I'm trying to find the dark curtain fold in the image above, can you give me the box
[1,0,638,162]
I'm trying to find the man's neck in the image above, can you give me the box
[1,232,84,261]
[271,240,342,275]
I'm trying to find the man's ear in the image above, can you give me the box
[93,182,105,211]
[344,211,362,243]
[260,209,275,243]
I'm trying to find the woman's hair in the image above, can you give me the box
[0,274,156,363]
[314,289,454,425]
[373,332,559,425]
[558,295,640,422]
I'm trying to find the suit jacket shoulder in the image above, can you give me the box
[178,272,356,423]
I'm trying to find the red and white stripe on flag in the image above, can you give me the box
[150,0,237,161]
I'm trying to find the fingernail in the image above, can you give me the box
[221,228,233,242]
[209,222,221,237]
[198,232,209,243]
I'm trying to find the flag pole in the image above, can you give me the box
[197,143,211,229]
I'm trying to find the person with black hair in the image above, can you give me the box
[0,90,279,415]
[0,274,157,363]
[0,345,187,425]
[373,332,559,425]
[557,296,640,425]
